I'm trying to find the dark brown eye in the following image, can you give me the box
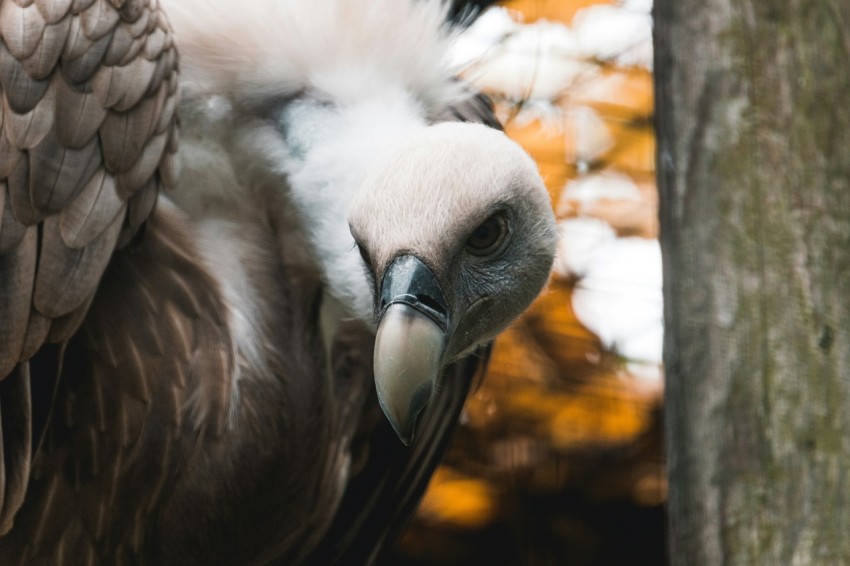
[466,213,509,256]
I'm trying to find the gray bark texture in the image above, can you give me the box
[654,0,850,564]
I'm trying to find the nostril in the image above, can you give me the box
[415,294,446,317]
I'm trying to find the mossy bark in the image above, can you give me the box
[654,0,850,563]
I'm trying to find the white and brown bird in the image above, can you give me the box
[0,0,556,563]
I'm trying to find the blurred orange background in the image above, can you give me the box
[390,1,665,564]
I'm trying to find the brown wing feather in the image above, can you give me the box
[0,0,179,377]
[28,128,101,213]
[33,206,124,318]
[61,21,111,84]
[19,309,51,361]
[0,1,47,61]
[58,167,122,248]
[0,226,37,378]
[0,362,33,535]
[53,77,107,149]
[5,155,39,225]
[21,15,69,79]
[0,0,180,544]
[2,80,55,149]
[0,181,27,253]
[0,207,234,564]
[35,0,73,25]
[0,42,51,113]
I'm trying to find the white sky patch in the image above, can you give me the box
[450,7,518,67]
[554,217,616,278]
[453,8,594,101]
[568,106,613,170]
[571,72,635,107]
[451,3,654,130]
[559,171,643,213]
[573,4,653,69]
[567,231,663,366]
[619,0,653,14]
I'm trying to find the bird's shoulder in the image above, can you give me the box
[0,204,235,564]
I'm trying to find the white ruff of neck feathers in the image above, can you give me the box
[163,0,467,110]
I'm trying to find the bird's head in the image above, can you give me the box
[348,122,557,444]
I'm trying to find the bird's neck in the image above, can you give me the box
[169,87,428,395]
[278,88,429,323]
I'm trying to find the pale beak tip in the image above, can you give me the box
[378,381,432,446]
[392,421,414,447]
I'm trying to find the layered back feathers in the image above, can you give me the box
[163,0,465,107]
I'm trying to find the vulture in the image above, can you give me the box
[0,0,556,563]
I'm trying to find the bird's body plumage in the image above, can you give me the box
[0,0,556,563]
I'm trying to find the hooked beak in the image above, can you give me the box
[373,255,449,445]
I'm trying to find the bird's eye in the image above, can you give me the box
[466,213,509,256]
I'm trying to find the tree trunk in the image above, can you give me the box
[654,1,850,564]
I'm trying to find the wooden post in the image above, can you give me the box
[654,0,850,563]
